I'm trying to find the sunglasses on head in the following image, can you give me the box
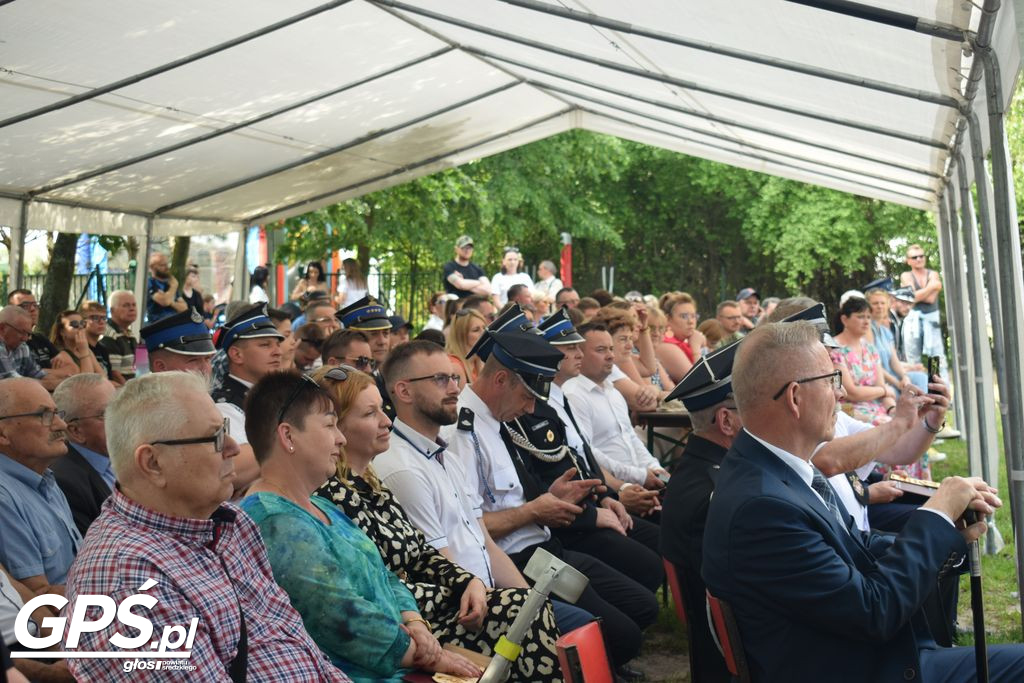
[277,374,326,425]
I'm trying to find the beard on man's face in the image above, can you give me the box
[417,395,458,426]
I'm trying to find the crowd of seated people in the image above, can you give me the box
[2,264,1005,683]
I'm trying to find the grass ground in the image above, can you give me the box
[632,425,1024,682]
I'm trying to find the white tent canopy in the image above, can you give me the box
[1,0,1020,238]
[5,0,1024,623]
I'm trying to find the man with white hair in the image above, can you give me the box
[64,372,349,681]
[52,374,116,535]
[98,290,139,379]
[703,322,1023,682]
[0,377,80,596]
[0,306,74,391]
[534,260,563,298]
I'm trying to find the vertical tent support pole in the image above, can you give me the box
[943,187,981,478]
[9,200,28,291]
[233,227,248,302]
[938,191,968,437]
[936,196,969,440]
[968,110,1013,466]
[957,155,1004,551]
[133,217,154,339]
[979,46,1024,625]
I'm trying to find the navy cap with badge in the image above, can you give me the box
[466,303,540,361]
[141,308,215,356]
[536,307,584,345]
[863,276,894,292]
[486,330,563,401]
[780,302,841,348]
[214,303,284,350]
[891,287,915,303]
[336,295,390,331]
[666,340,740,411]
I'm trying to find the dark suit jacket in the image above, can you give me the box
[52,444,113,536]
[702,430,966,683]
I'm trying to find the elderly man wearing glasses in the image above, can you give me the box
[63,371,349,681]
[0,306,75,391]
[52,374,117,536]
[0,377,81,598]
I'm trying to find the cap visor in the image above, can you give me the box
[162,338,216,355]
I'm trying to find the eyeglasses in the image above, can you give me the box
[771,370,842,400]
[17,301,39,312]
[311,316,336,324]
[0,408,66,426]
[152,418,230,453]
[277,374,323,425]
[344,356,377,371]
[404,373,461,388]
[908,254,926,260]
[66,413,106,424]
[677,313,699,321]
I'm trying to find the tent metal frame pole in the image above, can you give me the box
[244,107,572,225]
[784,0,967,41]
[9,200,28,291]
[155,81,521,214]
[372,1,949,151]
[508,64,940,179]
[944,186,981,478]
[573,98,935,194]
[967,110,1013,454]
[232,228,248,303]
[580,108,931,204]
[977,43,1024,625]
[0,0,354,131]
[28,46,456,197]
[496,0,960,108]
[956,155,1003,551]
[936,198,968,436]
[132,218,154,339]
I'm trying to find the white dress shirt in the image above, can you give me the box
[374,418,494,586]
[562,374,660,485]
[442,386,550,554]
[215,374,252,446]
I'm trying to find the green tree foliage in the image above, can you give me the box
[275,130,939,313]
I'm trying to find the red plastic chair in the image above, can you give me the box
[663,558,688,627]
[705,590,751,683]
[556,619,615,683]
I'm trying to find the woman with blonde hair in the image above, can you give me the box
[445,308,486,384]
[311,365,562,682]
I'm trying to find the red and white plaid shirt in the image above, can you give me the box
[65,489,350,682]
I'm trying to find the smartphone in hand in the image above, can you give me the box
[927,355,941,383]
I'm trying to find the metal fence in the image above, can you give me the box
[1,266,136,311]
[323,265,440,330]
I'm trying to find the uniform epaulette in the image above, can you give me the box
[457,407,475,431]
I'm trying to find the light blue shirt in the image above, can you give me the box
[74,444,117,489]
[0,453,82,583]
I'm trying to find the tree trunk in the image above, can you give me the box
[39,232,79,334]
[170,236,191,284]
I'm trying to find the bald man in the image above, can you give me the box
[0,378,80,597]
[702,322,1022,683]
